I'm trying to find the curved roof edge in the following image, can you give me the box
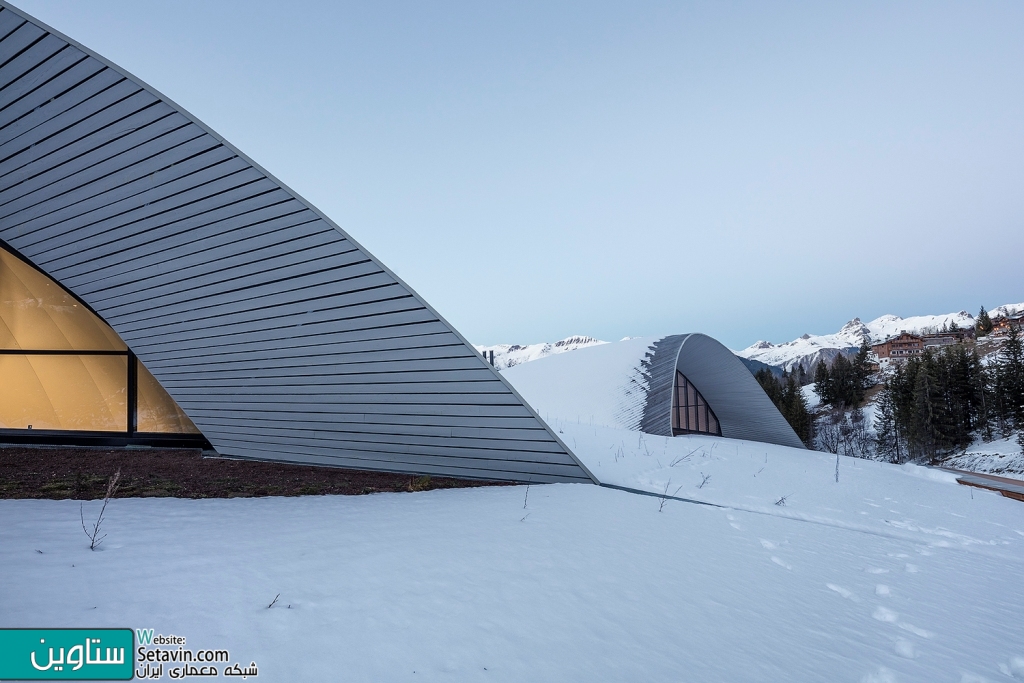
[0,2,597,483]
[640,334,806,449]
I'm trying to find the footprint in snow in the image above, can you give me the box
[875,585,891,597]
[894,638,916,659]
[865,567,889,575]
[998,656,1024,679]
[897,622,933,639]
[759,539,777,550]
[826,584,860,602]
[873,607,935,638]
[860,666,898,683]
[873,606,899,623]
[771,556,791,570]
[905,564,919,573]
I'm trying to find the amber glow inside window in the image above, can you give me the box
[672,371,721,436]
[0,243,199,435]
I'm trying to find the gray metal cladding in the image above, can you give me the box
[638,335,686,437]
[0,3,595,483]
[640,334,806,449]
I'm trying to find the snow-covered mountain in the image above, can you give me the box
[737,305,1021,372]
[478,302,1023,376]
[475,335,608,370]
[991,303,1024,318]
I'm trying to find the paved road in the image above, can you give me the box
[943,469,1024,502]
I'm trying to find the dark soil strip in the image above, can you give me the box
[0,446,509,500]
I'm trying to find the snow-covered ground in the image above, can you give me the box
[943,435,1024,481]
[5,338,1024,681]
[737,303,1023,372]
[4,431,1024,682]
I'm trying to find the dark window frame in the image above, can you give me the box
[671,370,722,437]
[0,239,210,448]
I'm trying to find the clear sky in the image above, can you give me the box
[14,1,1024,349]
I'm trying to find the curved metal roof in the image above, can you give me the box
[0,2,594,483]
[640,333,805,449]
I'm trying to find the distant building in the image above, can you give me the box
[991,314,1024,336]
[872,332,925,362]
[922,326,975,349]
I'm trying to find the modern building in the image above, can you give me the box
[503,336,806,450]
[0,3,804,486]
[0,2,594,484]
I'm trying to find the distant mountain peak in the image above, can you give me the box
[475,335,608,370]
[737,303,1019,372]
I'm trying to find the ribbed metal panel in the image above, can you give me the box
[0,3,595,484]
[638,335,684,436]
[640,334,805,449]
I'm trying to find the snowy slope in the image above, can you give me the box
[4,434,1024,682]
[942,435,1024,480]
[991,303,1024,318]
[738,303,1023,372]
[502,337,655,430]
[6,333,1024,680]
[475,336,607,370]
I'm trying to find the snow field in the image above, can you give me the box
[3,452,1024,682]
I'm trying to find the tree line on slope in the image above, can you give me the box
[874,325,1024,463]
[754,327,1024,462]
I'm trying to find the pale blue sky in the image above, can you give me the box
[15,1,1024,349]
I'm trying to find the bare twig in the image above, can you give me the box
[523,482,530,510]
[670,446,702,467]
[658,480,672,512]
[657,480,685,512]
[268,594,280,609]
[775,494,791,506]
[80,468,120,551]
[697,472,711,489]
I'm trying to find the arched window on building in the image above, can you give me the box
[0,242,203,443]
[672,371,721,436]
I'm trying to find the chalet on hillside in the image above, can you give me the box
[922,326,975,348]
[871,332,924,362]
[991,314,1024,336]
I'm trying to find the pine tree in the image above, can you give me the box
[911,352,949,461]
[874,383,902,463]
[970,349,993,441]
[781,373,814,447]
[999,324,1024,427]
[814,360,832,407]
[754,368,783,406]
[851,341,872,405]
[977,306,993,337]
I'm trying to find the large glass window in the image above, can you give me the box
[672,371,721,436]
[0,243,200,436]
